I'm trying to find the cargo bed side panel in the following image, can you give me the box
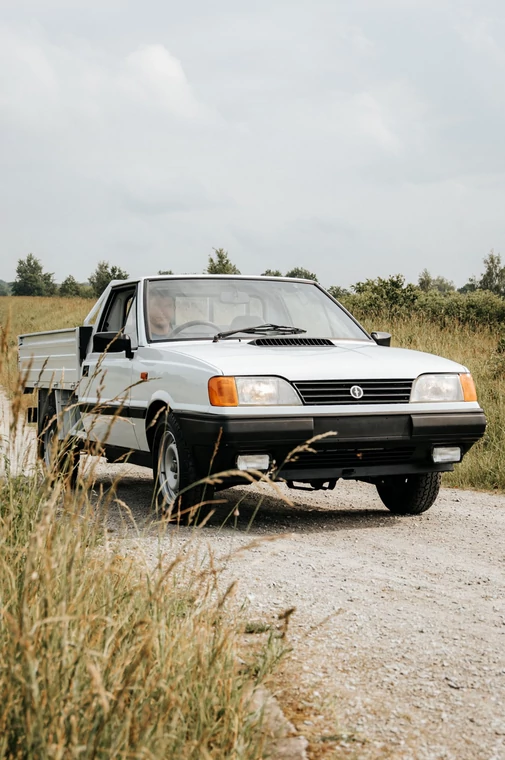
[18,328,80,390]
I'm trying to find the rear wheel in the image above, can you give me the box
[152,410,215,523]
[40,407,80,488]
[375,472,441,515]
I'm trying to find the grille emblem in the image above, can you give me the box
[350,385,364,400]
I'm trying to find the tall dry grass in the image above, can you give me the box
[356,314,505,491]
[0,297,91,392]
[0,392,282,758]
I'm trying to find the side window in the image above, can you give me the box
[99,287,137,336]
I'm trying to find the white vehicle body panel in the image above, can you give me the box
[159,340,469,381]
[18,328,81,390]
[79,351,137,449]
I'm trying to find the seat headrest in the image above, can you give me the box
[229,315,261,331]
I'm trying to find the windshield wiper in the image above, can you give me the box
[213,323,306,342]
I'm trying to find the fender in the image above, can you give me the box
[142,389,174,451]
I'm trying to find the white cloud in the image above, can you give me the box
[351,92,402,154]
[456,13,505,67]
[0,23,209,133]
[122,45,205,118]
[0,25,60,129]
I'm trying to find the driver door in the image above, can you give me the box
[80,285,139,451]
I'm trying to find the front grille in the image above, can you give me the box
[284,446,416,470]
[293,379,413,405]
[251,338,335,347]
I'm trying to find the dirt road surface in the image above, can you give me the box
[100,465,505,760]
[1,394,504,759]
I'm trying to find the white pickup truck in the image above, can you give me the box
[19,275,486,517]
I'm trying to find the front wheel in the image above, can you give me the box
[375,472,441,515]
[152,411,215,523]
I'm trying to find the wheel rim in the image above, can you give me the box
[159,431,180,502]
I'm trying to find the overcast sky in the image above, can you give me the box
[1,0,505,288]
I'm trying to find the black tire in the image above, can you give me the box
[375,472,441,515]
[40,407,80,488]
[152,410,215,524]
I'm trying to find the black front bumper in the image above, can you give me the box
[177,411,487,482]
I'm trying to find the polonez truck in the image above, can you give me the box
[19,275,486,517]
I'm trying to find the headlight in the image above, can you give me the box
[208,376,301,406]
[236,377,301,405]
[410,373,466,403]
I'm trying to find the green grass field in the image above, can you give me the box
[1,295,503,490]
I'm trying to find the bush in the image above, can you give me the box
[344,275,419,319]
[340,287,505,328]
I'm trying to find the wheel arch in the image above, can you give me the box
[145,400,170,451]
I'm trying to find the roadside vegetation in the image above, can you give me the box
[0,378,282,758]
[353,315,504,492]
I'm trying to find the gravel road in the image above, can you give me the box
[2,394,504,759]
[99,464,505,760]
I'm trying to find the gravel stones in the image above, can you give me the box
[102,471,505,759]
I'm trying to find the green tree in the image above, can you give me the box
[418,268,433,292]
[458,280,478,294]
[89,261,129,297]
[352,274,419,313]
[262,269,283,277]
[418,269,455,293]
[12,254,57,296]
[206,248,240,275]
[460,250,505,296]
[59,275,83,297]
[478,250,505,296]
[285,267,318,281]
[157,269,173,275]
[327,285,349,299]
[0,279,10,296]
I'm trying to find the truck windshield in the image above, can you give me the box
[145,278,369,342]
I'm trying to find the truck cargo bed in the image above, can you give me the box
[18,326,92,390]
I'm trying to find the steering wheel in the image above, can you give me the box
[169,320,221,337]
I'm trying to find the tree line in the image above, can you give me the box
[2,248,505,306]
[0,249,320,298]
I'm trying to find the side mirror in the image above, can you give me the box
[371,331,391,347]
[93,331,134,358]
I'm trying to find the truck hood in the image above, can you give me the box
[165,340,468,380]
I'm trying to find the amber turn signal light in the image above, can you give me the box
[208,376,239,406]
[460,373,477,402]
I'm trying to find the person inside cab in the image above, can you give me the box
[148,288,175,340]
